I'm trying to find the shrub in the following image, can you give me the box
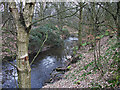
[29,24,63,53]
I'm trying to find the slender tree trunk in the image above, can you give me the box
[9,2,34,88]
[92,3,100,71]
[55,2,65,31]
[78,3,83,49]
[39,2,44,20]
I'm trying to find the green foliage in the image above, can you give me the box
[97,37,120,87]
[67,65,71,69]
[92,84,102,88]
[61,28,70,38]
[29,24,63,52]
[46,23,58,30]
[100,35,104,38]
[82,42,87,46]
[78,54,83,59]
[84,61,94,70]
[105,31,109,36]
[74,46,78,50]
[4,48,11,52]
[73,46,78,55]
[76,80,80,84]
[96,35,104,39]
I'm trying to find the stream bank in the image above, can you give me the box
[43,36,118,88]
[2,37,78,88]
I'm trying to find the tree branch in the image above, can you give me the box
[63,3,88,19]
[97,3,116,20]
[61,8,79,19]
[30,7,78,26]
[4,59,29,72]
[30,32,48,66]
[4,59,18,70]
[2,17,13,28]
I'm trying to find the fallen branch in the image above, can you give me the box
[55,67,69,71]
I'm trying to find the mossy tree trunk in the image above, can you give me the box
[9,2,34,88]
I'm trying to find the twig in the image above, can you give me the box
[3,59,18,87]
[97,3,116,20]
[2,17,13,28]
[30,7,77,26]
[61,9,79,19]
[2,28,16,36]
[62,3,88,19]
[4,59,18,70]
[30,32,48,66]
[4,59,25,72]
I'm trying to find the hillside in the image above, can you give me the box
[43,34,119,88]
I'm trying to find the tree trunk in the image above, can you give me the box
[9,2,34,88]
[92,3,100,70]
[17,25,31,88]
[78,3,83,49]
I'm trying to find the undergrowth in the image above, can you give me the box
[64,33,119,88]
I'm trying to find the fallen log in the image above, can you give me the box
[49,55,81,83]
[56,67,69,71]
[54,55,80,72]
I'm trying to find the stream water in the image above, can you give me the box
[2,37,78,88]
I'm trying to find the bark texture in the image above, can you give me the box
[9,2,34,88]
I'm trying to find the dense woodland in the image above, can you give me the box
[1,1,120,88]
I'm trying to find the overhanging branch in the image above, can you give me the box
[30,32,48,66]
[61,9,79,19]
[62,3,88,19]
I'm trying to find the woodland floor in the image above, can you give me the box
[43,35,118,88]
